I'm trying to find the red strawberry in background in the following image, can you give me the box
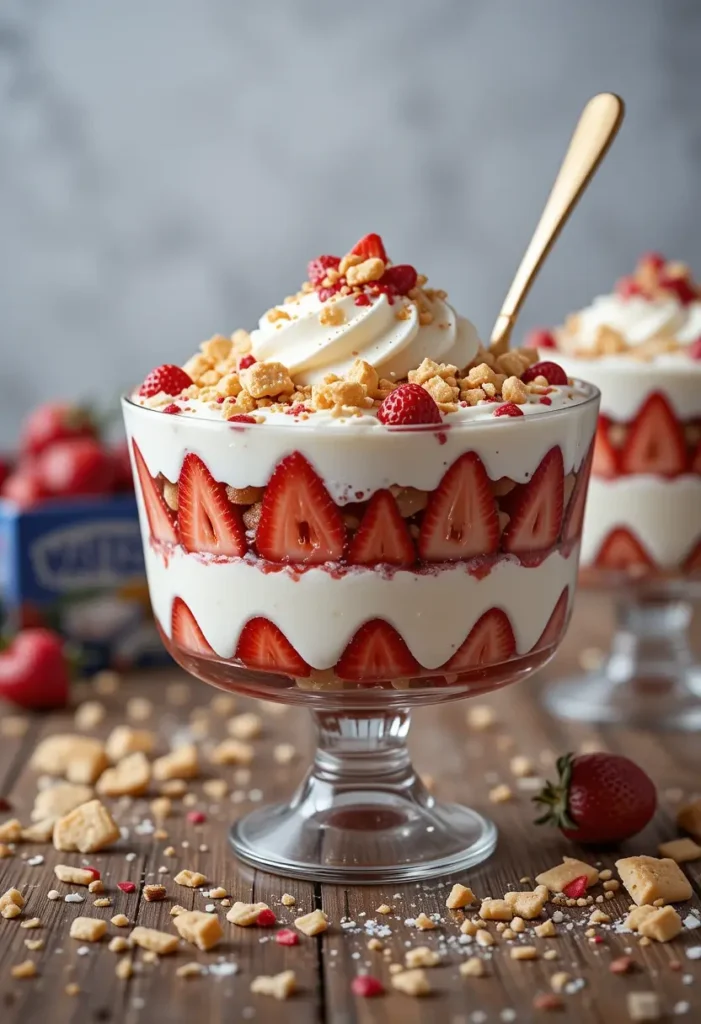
[1,469,47,508]
[20,402,97,458]
[0,629,70,709]
[111,442,135,492]
[39,438,116,498]
[534,752,657,844]
[0,456,11,491]
[619,393,686,477]
[525,328,557,350]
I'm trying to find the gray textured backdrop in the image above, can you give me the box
[2,0,700,443]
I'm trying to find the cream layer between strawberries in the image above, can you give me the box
[124,390,597,503]
[144,543,578,670]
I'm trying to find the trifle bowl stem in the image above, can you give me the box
[545,587,701,730]
[230,709,496,883]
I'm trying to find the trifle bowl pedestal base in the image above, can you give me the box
[229,710,497,884]
[545,588,701,731]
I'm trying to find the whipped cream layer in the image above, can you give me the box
[556,355,701,421]
[566,293,701,353]
[581,476,701,569]
[250,290,480,385]
[146,545,577,670]
[123,388,598,503]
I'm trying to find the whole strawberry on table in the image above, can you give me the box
[534,751,657,845]
[0,628,70,709]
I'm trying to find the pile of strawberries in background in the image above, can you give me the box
[0,401,133,508]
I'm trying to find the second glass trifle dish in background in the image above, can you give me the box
[540,252,701,730]
[123,233,599,882]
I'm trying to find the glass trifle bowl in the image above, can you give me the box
[123,234,599,883]
[539,253,701,730]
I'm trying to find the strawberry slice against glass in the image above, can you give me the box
[236,618,310,678]
[348,490,415,567]
[442,608,516,672]
[619,393,686,477]
[171,597,213,656]
[591,417,619,478]
[419,452,500,562]
[502,447,564,556]
[131,440,177,545]
[532,588,569,651]
[256,452,345,564]
[336,620,419,682]
[178,453,246,557]
[594,527,653,572]
[561,442,594,545]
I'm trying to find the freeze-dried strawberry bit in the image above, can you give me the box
[521,361,568,386]
[659,272,697,305]
[562,875,589,900]
[616,276,644,299]
[526,328,557,350]
[162,403,182,415]
[186,811,206,825]
[257,908,277,927]
[307,255,341,286]
[350,233,387,262]
[367,281,394,304]
[317,284,343,302]
[139,364,193,398]
[228,414,257,425]
[377,383,442,426]
[354,293,371,307]
[84,866,101,881]
[493,402,524,418]
[238,354,256,370]
[381,264,417,296]
[540,397,552,406]
[351,975,385,998]
[117,881,136,894]
[275,929,299,946]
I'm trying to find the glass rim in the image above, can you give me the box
[121,379,600,436]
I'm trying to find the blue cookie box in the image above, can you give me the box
[0,494,169,672]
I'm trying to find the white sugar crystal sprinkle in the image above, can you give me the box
[77,946,90,956]
[65,893,84,903]
[27,855,44,866]
[674,1002,690,1015]
[209,962,238,977]
[686,946,701,960]
[205,904,215,913]
[683,914,701,930]
[125,852,137,862]
[47,890,61,901]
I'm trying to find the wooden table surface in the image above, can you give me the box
[0,591,700,1023]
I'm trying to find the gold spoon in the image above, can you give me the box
[490,92,625,355]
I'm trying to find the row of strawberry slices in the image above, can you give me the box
[170,590,569,683]
[593,393,701,479]
[593,527,701,575]
[133,441,591,566]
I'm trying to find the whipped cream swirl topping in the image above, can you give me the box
[559,252,701,355]
[251,290,480,385]
[250,234,480,384]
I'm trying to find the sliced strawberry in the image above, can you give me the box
[236,618,310,677]
[591,417,619,479]
[442,608,516,672]
[502,447,564,555]
[178,453,246,557]
[131,440,177,545]
[684,538,701,573]
[533,588,569,651]
[419,452,500,561]
[561,443,594,545]
[256,452,345,564]
[171,597,213,656]
[594,528,653,571]
[336,620,419,681]
[619,393,686,477]
[350,233,387,261]
[348,490,415,566]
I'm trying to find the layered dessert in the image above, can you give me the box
[124,234,598,693]
[538,253,701,581]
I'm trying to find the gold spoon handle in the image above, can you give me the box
[490,92,625,353]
